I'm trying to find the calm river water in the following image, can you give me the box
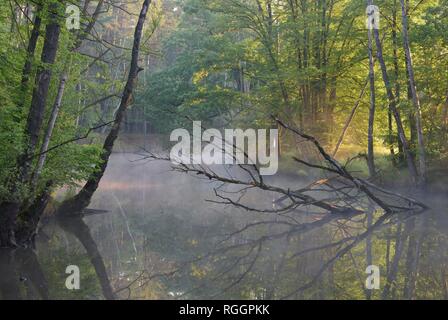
[1,148,447,300]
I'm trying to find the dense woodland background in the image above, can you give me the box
[2,0,447,191]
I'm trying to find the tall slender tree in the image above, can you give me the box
[371,5,419,185]
[367,0,376,177]
[399,0,427,186]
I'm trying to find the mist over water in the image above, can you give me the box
[1,138,448,300]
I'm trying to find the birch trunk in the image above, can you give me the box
[31,72,67,186]
[399,0,427,186]
[372,22,419,184]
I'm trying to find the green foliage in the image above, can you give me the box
[0,1,133,202]
[137,0,447,167]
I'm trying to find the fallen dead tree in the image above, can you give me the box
[143,117,427,216]
[274,118,428,213]
[131,118,428,299]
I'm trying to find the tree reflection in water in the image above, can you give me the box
[1,153,447,300]
[0,213,115,300]
[0,248,48,300]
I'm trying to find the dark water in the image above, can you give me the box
[1,152,447,300]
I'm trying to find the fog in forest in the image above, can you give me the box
[2,137,448,299]
[1,0,448,301]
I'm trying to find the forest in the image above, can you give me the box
[0,0,447,300]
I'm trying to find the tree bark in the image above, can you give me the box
[31,73,67,187]
[31,0,105,186]
[372,23,419,184]
[399,0,427,186]
[0,5,61,248]
[19,8,42,108]
[21,7,61,183]
[15,248,49,299]
[442,91,448,142]
[391,0,400,164]
[367,0,376,177]
[15,181,53,246]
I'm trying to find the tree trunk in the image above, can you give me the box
[367,0,376,177]
[19,8,42,108]
[391,0,400,164]
[0,6,61,247]
[31,0,105,186]
[333,78,369,157]
[442,91,448,143]
[0,249,21,299]
[57,0,152,214]
[15,248,49,299]
[31,73,67,187]
[15,181,53,246]
[21,7,61,183]
[372,24,419,184]
[399,0,427,186]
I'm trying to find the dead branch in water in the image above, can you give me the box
[141,117,427,217]
[274,117,428,213]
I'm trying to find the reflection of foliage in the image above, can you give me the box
[38,248,102,299]
[136,209,437,300]
[135,208,233,259]
[25,185,448,300]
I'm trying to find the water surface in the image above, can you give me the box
[1,150,447,300]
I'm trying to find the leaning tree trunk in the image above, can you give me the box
[372,17,419,185]
[399,0,427,186]
[57,0,151,215]
[332,77,369,157]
